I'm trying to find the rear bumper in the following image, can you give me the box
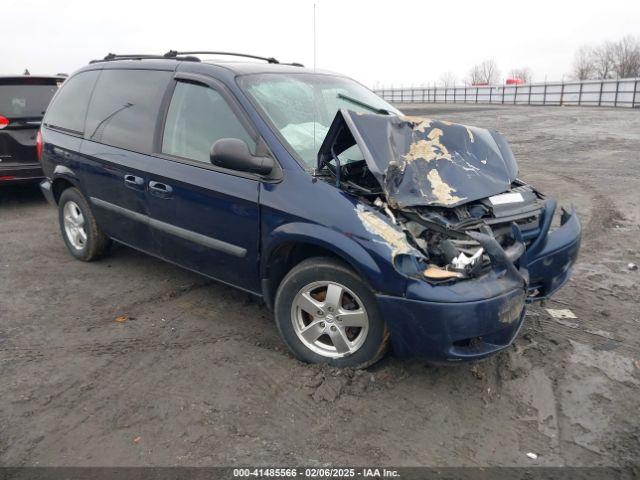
[0,163,44,183]
[39,178,56,205]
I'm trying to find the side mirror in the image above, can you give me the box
[210,138,274,176]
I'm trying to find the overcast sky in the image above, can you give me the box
[2,0,638,87]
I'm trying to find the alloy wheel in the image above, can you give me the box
[291,281,369,358]
[63,201,87,250]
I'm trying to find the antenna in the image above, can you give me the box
[312,1,318,161]
[313,2,317,71]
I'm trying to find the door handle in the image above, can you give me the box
[149,180,173,197]
[124,174,144,189]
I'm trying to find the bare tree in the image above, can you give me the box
[572,36,640,80]
[592,41,616,79]
[509,67,533,84]
[468,65,483,85]
[612,35,640,78]
[439,71,457,88]
[572,45,595,80]
[468,60,500,85]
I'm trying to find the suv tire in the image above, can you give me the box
[274,256,389,368]
[58,187,111,261]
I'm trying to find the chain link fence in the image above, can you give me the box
[374,78,640,108]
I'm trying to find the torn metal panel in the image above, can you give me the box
[318,109,519,208]
[355,204,421,258]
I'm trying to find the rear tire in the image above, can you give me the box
[58,187,111,261]
[274,257,389,368]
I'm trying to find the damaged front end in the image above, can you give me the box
[316,109,581,361]
[317,109,580,303]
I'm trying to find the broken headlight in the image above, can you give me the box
[396,220,489,283]
[421,237,487,282]
[371,199,489,283]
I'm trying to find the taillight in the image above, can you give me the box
[0,115,9,129]
[36,129,43,161]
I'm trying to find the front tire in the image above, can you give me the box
[274,257,389,368]
[58,187,111,261]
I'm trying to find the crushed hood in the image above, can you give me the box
[317,109,519,208]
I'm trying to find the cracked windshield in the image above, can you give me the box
[241,73,399,168]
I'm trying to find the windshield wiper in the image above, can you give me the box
[337,93,390,115]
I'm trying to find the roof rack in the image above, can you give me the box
[89,53,201,64]
[89,51,304,67]
[164,50,280,64]
[164,51,304,66]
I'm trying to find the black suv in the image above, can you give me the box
[0,75,64,183]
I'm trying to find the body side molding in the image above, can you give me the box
[90,197,247,258]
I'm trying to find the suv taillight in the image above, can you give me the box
[0,115,9,129]
[36,129,43,161]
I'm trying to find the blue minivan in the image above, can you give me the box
[39,52,581,367]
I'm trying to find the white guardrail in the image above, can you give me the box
[374,78,640,108]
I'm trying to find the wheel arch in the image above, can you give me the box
[51,165,81,203]
[261,222,387,310]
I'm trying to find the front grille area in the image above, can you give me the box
[479,186,544,249]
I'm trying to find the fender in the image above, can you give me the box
[48,165,82,203]
[53,164,81,186]
[262,221,407,297]
[52,164,79,184]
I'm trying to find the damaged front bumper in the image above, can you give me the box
[378,202,581,362]
[378,288,527,362]
[524,201,581,301]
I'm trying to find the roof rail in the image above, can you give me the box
[164,50,280,64]
[89,51,304,67]
[89,53,200,64]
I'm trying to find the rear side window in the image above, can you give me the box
[85,69,171,153]
[44,71,99,134]
[162,81,255,164]
[0,77,61,119]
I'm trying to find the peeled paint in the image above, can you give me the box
[426,169,462,205]
[355,204,417,257]
[402,128,453,165]
[399,115,432,133]
[317,109,519,208]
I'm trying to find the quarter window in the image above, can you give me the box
[43,71,99,134]
[84,69,171,153]
[162,81,255,164]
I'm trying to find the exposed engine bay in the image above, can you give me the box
[315,110,547,283]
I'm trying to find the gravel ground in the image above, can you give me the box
[0,104,638,467]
